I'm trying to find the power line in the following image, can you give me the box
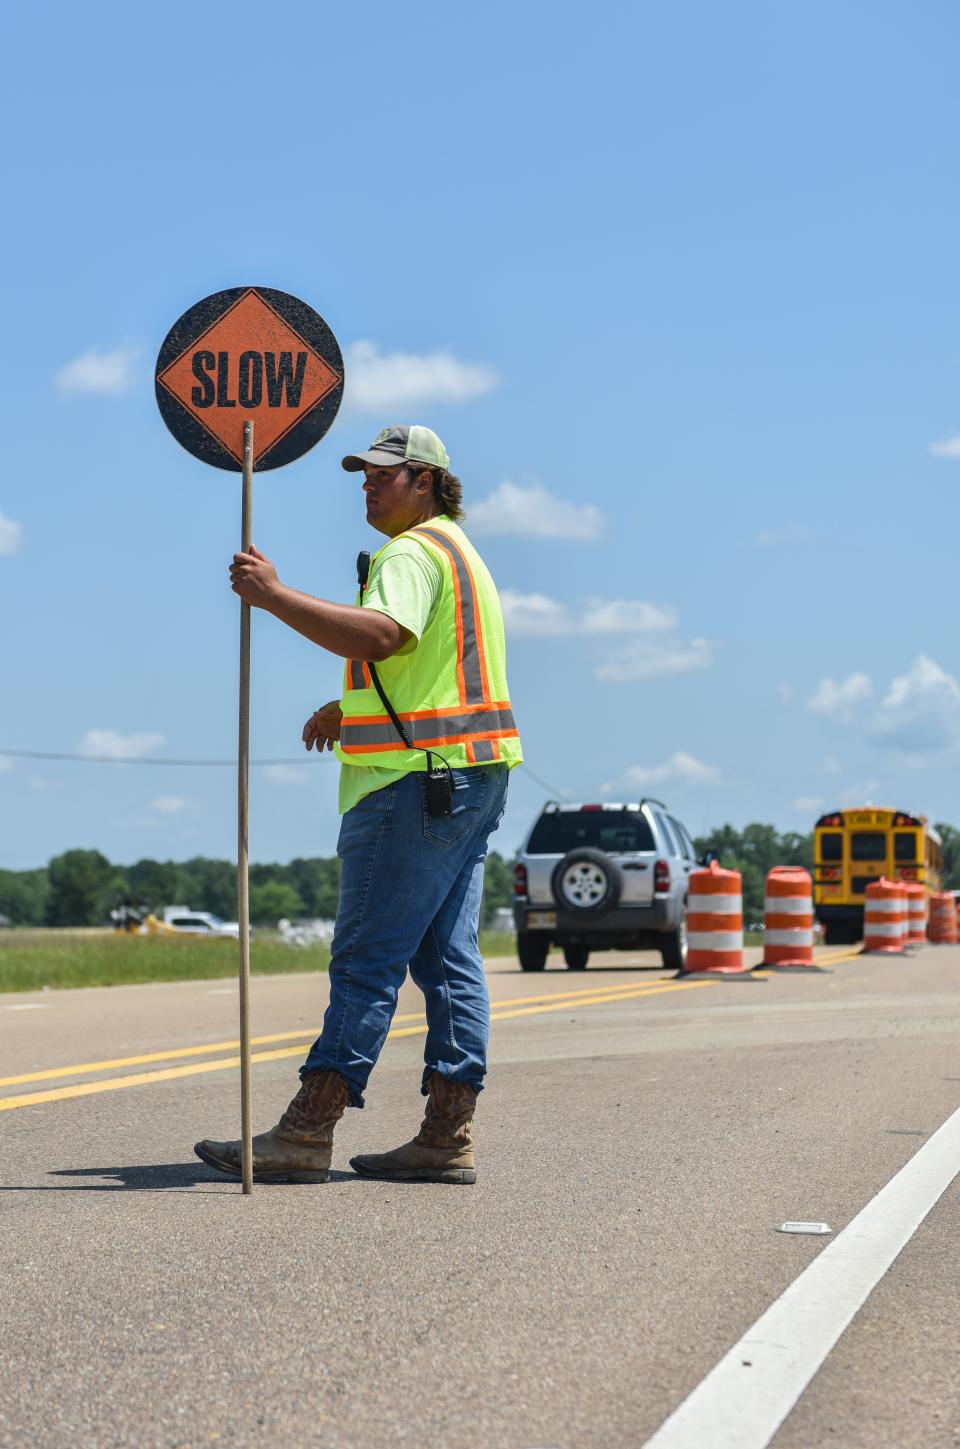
[0,747,568,798]
[0,748,306,767]
[516,762,565,797]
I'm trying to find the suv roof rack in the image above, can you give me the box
[640,797,667,809]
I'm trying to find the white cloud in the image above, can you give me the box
[150,796,187,815]
[594,637,711,682]
[869,654,960,754]
[928,437,960,459]
[501,590,682,643]
[792,796,823,813]
[501,588,708,680]
[0,757,13,775]
[499,591,574,637]
[753,526,809,547]
[467,480,605,541]
[582,598,676,634]
[806,673,872,722]
[343,340,497,413]
[263,764,309,785]
[0,513,23,557]
[55,345,140,395]
[606,752,719,791]
[77,729,166,760]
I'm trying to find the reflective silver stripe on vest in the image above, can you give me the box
[348,660,367,690]
[411,526,486,704]
[472,739,495,761]
[341,706,516,749]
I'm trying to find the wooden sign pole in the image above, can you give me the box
[238,420,254,1194]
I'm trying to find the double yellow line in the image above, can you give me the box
[0,976,715,1114]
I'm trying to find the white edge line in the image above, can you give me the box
[641,1099,960,1449]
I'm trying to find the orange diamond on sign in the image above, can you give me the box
[157,289,341,466]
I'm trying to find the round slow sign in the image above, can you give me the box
[155,287,344,472]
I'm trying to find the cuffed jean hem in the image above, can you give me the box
[420,1064,485,1097]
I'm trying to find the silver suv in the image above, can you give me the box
[512,799,701,972]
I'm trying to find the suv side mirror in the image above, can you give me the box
[700,849,719,866]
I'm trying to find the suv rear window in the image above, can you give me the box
[526,811,655,854]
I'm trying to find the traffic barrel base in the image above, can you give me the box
[761,866,828,972]
[677,861,764,980]
[862,879,907,956]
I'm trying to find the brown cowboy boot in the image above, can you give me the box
[194,1069,350,1183]
[350,1073,477,1184]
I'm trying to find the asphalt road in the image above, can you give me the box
[2,943,960,1448]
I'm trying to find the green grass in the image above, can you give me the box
[0,930,330,993]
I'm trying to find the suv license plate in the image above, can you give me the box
[527,911,557,929]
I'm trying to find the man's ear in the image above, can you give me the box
[413,468,433,496]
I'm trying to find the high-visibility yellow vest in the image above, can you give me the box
[336,516,522,772]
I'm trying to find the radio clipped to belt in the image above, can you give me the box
[356,550,454,818]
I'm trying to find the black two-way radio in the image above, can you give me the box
[355,550,454,818]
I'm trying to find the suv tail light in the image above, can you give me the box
[654,859,670,894]
[513,864,528,898]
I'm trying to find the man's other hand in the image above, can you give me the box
[303,701,343,753]
[230,544,280,607]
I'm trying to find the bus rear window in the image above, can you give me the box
[851,832,886,861]
[894,832,918,862]
[526,811,655,854]
[820,832,843,862]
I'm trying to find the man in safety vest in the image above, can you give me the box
[196,425,522,1185]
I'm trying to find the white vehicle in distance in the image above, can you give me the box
[513,799,704,972]
[161,906,241,938]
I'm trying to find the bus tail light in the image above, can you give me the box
[654,859,670,894]
[513,864,528,898]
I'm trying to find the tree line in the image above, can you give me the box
[1,823,956,930]
[0,849,516,930]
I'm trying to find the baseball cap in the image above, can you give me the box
[341,424,450,474]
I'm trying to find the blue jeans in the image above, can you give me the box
[301,763,509,1108]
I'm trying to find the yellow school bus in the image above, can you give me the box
[813,808,942,944]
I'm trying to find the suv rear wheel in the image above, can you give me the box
[563,945,590,970]
[660,916,688,972]
[517,932,548,972]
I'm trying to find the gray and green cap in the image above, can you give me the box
[341,424,450,474]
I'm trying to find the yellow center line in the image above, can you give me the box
[0,976,677,1088]
[815,948,863,965]
[0,978,714,1113]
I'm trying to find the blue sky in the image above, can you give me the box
[2,0,959,870]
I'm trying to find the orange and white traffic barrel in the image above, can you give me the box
[863,879,907,955]
[902,881,927,948]
[928,892,958,945]
[761,866,815,969]
[685,860,745,974]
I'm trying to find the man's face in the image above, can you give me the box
[362,464,431,537]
